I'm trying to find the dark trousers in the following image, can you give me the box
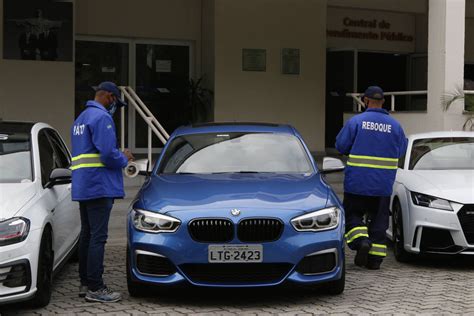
[79,198,113,291]
[343,193,390,263]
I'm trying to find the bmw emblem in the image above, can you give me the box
[231,209,241,216]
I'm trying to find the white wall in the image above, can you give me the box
[213,0,328,152]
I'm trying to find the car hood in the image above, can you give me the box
[138,173,329,214]
[0,183,37,220]
[400,170,474,204]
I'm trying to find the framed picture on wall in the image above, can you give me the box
[281,48,300,75]
[3,0,73,61]
[242,48,266,72]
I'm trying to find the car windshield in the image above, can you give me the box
[0,131,33,183]
[158,132,314,174]
[409,137,474,170]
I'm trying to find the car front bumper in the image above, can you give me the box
[405,202,474,255]
[127,210,345,288]
[0,228,41,305]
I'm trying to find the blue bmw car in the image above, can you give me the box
[127,123,346,295]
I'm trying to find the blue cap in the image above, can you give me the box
[94,81,127,107]
[363,86,384,100]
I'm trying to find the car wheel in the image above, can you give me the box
[326,256,345,295]
[30,228,53,308]
[392,199,413,262]
[126,246,150,297]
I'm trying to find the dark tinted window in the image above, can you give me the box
[46,129,70,169]
[158,132,313,174]
[38,130,55,186]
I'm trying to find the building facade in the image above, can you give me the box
[0,0,471,153]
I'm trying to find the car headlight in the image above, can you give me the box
[291,207,340,232]
[410,192,453,211]
[0,217,30,246]
[132,209,180,233]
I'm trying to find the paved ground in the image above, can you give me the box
[2,173,474,315]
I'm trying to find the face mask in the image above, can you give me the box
[108,101,117,116]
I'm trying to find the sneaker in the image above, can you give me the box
[366,261,382,270]
[354,240,371,267]
[85,286,122,303]
[79,285,88,298]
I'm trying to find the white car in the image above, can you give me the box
[388,131,474,261]
[0,122,80,307]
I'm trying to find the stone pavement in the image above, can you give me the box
[2,173,474,315]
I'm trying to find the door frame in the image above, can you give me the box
[75,35,194,153]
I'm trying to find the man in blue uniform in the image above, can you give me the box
[71,82,133,302]
[336,86,407,270]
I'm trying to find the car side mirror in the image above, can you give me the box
[46,168,72,189]
[321,157,345,174]
[125,159,151,178]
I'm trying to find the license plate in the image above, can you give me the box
[208,244,263,263]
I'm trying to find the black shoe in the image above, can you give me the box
[354,240,371,267]
[366,261,381,270]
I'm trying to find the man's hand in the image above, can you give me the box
[123,149,135,161]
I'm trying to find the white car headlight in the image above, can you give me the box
[410,192,453,211]
[291,207,340,232]
[132,209,181,233]
[0,217,30,246]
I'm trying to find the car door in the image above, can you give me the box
[37,129,64,265]
[44,129,80,266]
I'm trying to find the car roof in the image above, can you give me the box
[0,121,36,134]
[174,122,296,136]
[409,131,474,140]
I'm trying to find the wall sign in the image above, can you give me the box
[281,48,300,75]
[242,49,266,72]
[327,8,416,53]
[3,0,73,61]
[156,60,172,73]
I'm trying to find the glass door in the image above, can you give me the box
[75,39,130,147]
[325,50,355,149]
[133,43,190,151]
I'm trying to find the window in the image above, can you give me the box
[46,129,71,169]
[158,132,314,174]
[409,137,474,170]
[38,130,56,186]
[0,131,32,183]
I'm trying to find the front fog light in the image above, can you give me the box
[291,207,340,232]
[132,209,180,233]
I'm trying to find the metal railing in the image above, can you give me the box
[118,86,170,170]
[346,90,428,112]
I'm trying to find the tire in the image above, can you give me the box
[126,246,150,297]
[392,199,414,262]
[326,256,345,295]
[30,228,54,308]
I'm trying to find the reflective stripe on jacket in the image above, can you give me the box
[335,108,408,196]
[70,101,128,201]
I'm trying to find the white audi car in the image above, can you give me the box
[0,122,80,307]
[388,131,474,261]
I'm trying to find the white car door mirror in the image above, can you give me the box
[46,168,72,189]
[321,157,345,174]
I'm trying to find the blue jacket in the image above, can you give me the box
[71,101,128,201]
[335,108,408,197]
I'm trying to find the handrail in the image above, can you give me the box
[346,90,428,112]
[118,86,170,171]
